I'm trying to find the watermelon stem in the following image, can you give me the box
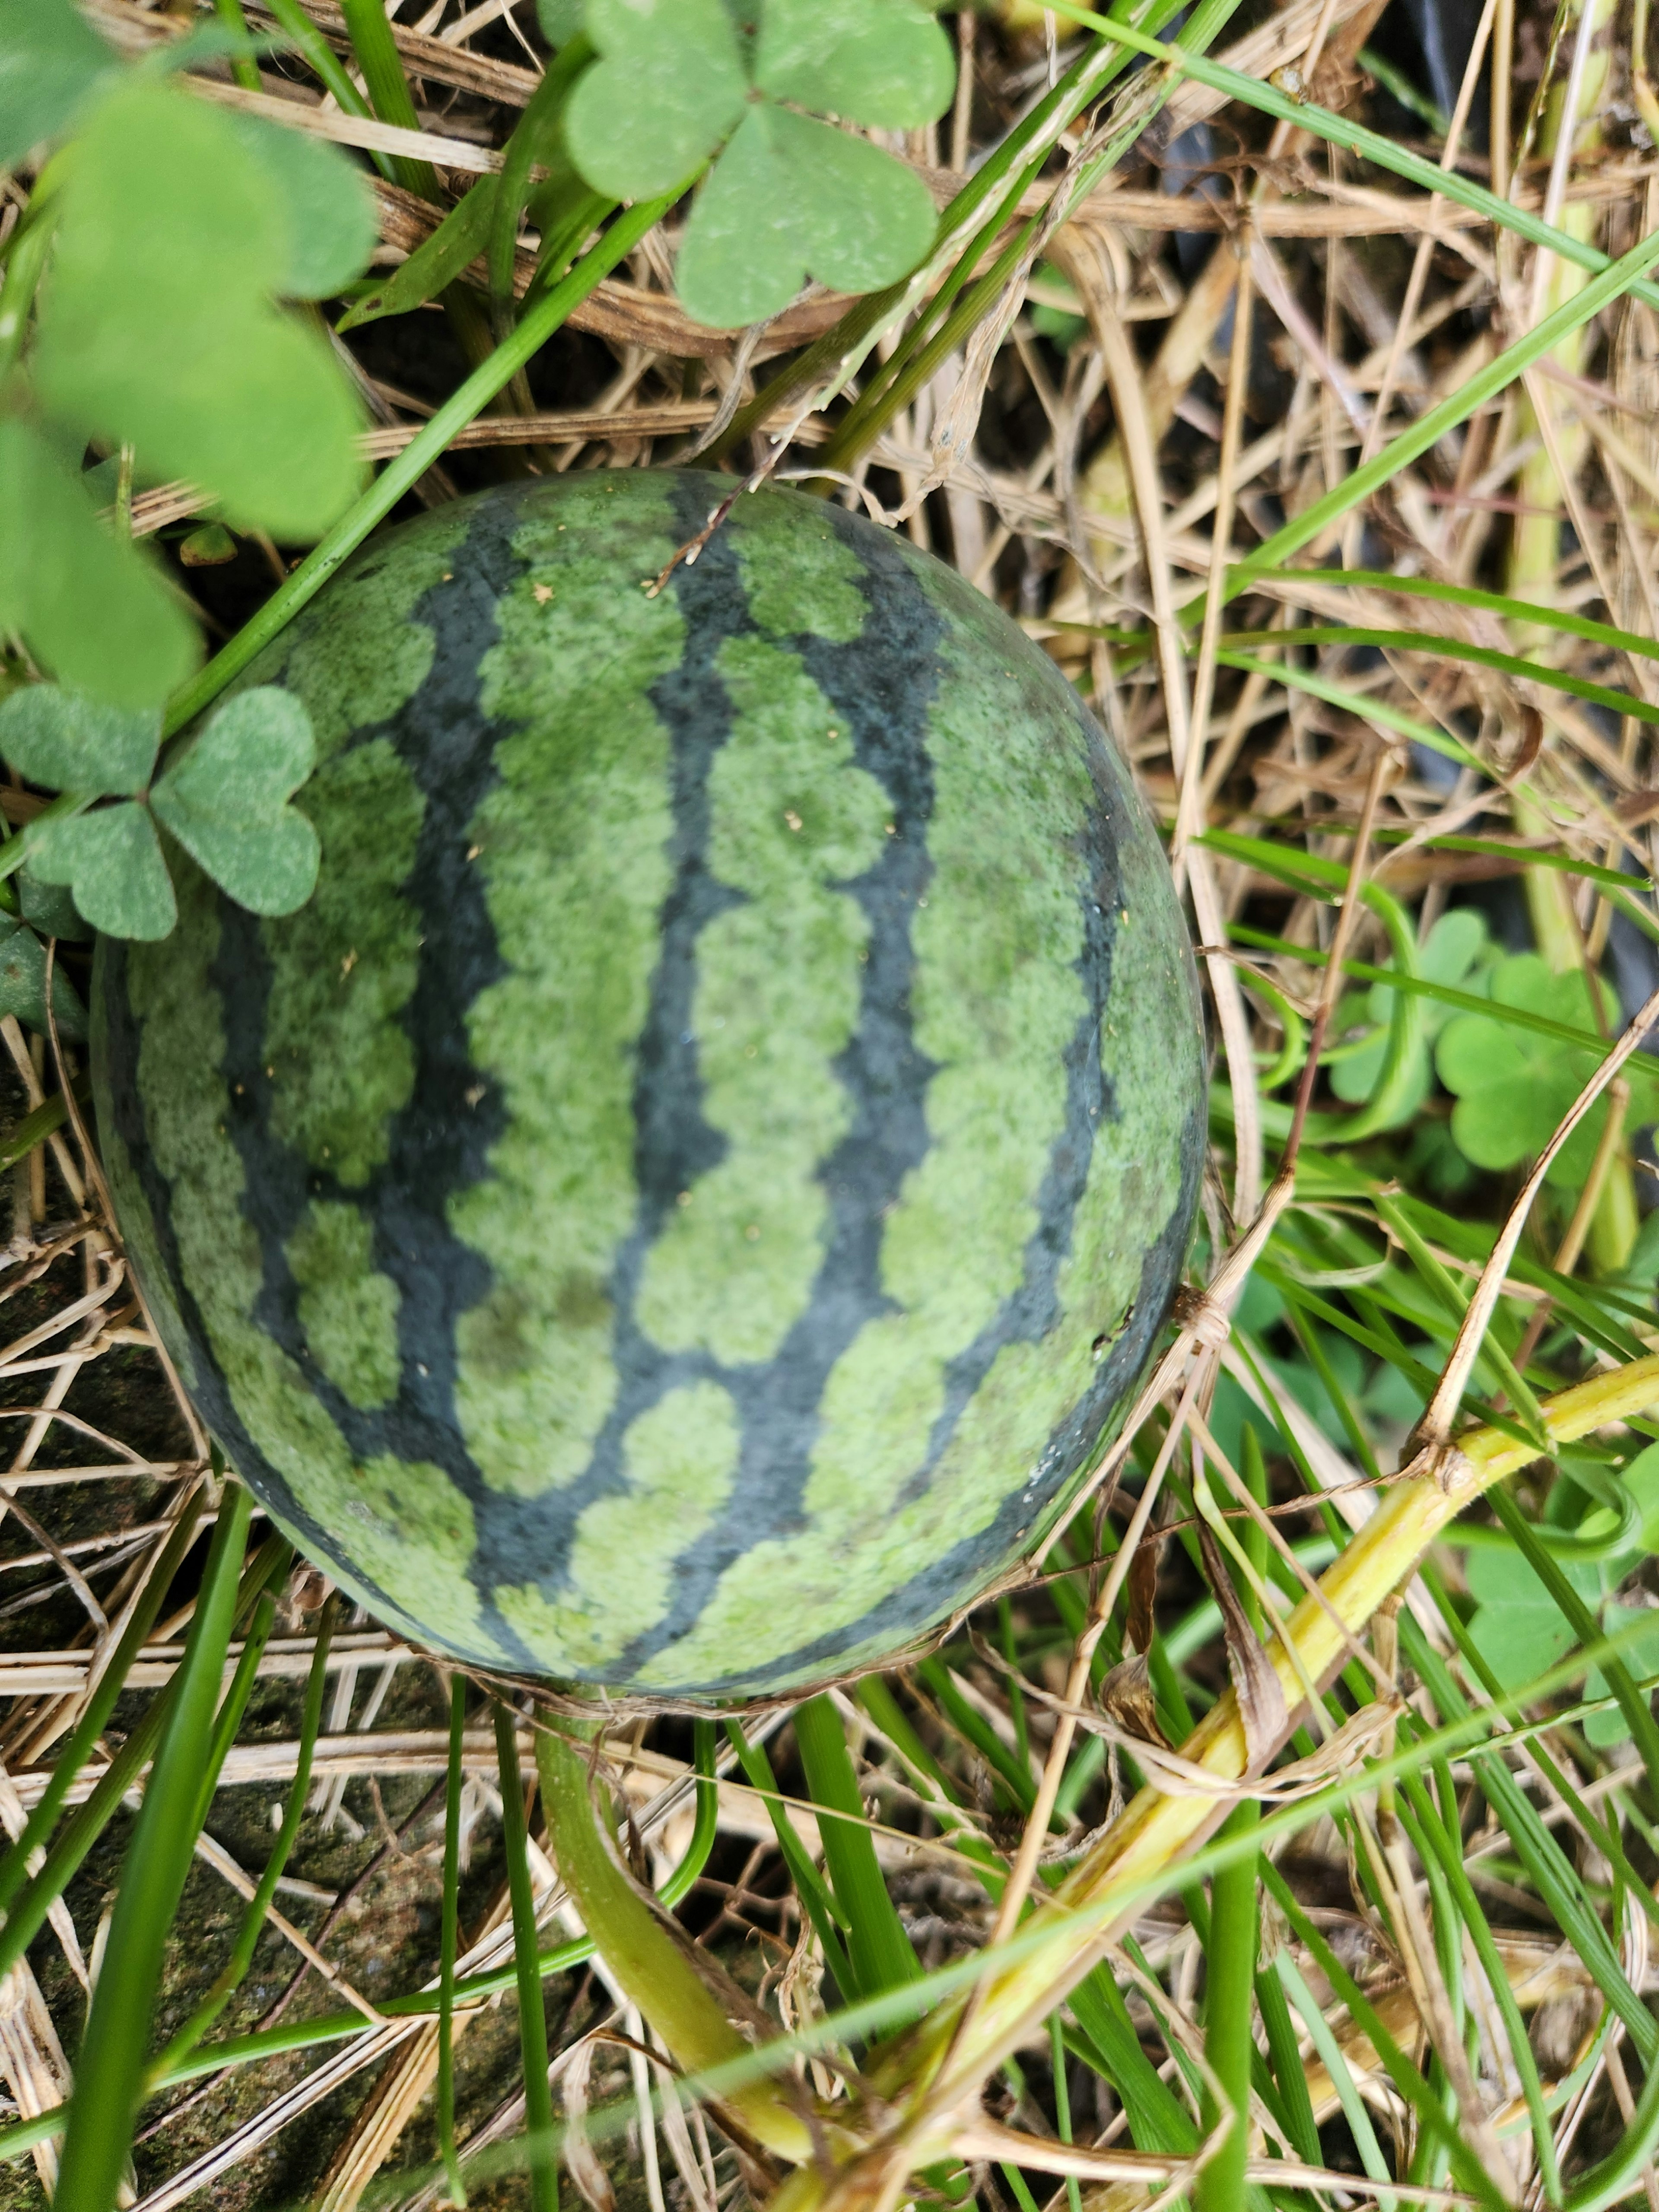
[536,1720,818,2164]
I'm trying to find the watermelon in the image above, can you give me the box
[92,470,1204,1698]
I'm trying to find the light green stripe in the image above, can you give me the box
[457,476,684,1498]
[636,632,889,1364]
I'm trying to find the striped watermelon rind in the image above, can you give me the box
[92,470,1205,1698]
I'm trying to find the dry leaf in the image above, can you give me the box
[1125,1540,1160,1659]
[561,2037,615,2212]
[1094,1652,1170,1750]
[1197,1520,1287,1770]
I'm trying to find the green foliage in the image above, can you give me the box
[1464,1541,1659,1749]
[35,82,368,540]
[1464,1545,1601,1696]
[0,689,160,795]
[1436,952,1659,1186]
[51,1485,256,2212]
[17,867,87,942]
[0,913,86,1039]
[218,111,381,301]
[0,420,197,709]
[0,684,319,941]
[337,175,496,333]
[537,0,583,44]
[1330,907,1495,1110]
[0,0,118,168]
[0,0,374,738]
[178,522,239,569]
[565,0,952,327]
[150,687,318,915]
[30,804,176,940]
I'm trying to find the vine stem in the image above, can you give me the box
[161,184,689,738]
[763,1351,1659,2212]
[535,1723,819,2164]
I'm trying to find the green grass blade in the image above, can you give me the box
[1049,2014,1084,2212]
[191,1584,280,1835]
[819,0,1249,473]
[1274,1947,1392,2187]
[486,38,591,303]
[151,1592,337,2082]
[1262,1863,1509,2210]
[794,1695,922,2009]
[1227,626,1659,728]
[1563,2056,1659,2210]
[53,1480,255,2212]
[1489,1487,1659,1781]
[439,1672,467,2209]
[1372,1198,1542,1431]
[1199,1433,1268,2210]
[1367,830,1651,896]
[0,1086,74,1176]
[1260,571,1659,667]
[1356,44,1449,131]
[1227,207,1659,587]
[495,1701,556,2212]
[915,1656,1040,1812]
[1213,652,1482,771]
[1402,1602,1659,2056]
[722,1717,857,1996]
[0,1528,289,1990]
[261,0,381,134]
[1068,1968,1198,2152]
[337,0,434,198]
[0,1487,204,1920]
[1226,918,1621,1057]
[1254,1945,1320,2167]
[336,177,496,334]
[167,1732,724,2079]
[1396,1770,1561,2202]
[1198,1806,1261,2208]
[1043,0,1659,317]
[719,1,1208,462]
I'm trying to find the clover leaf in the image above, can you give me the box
[1621,1444,1659,1554]
[566,0,747,200]
[2,683,319,941]
[756,0,955,127]
[16,868,88,944]
[152,688,319,917]
[0,421,197,709]
[1585,1601,1659,1747]
[29,804,176,941]
[1465,1545,1588,1694]
[1331,907,1494,1111]
[564,0,952,329]
[676,103,939,330]
[0,0,118,169]
[0,685,159,797]
[1437,952,1659,1189]
[0,917,86,1040]
[32,80,366,540]
[218,112,379,303]
[536,0,583,44]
